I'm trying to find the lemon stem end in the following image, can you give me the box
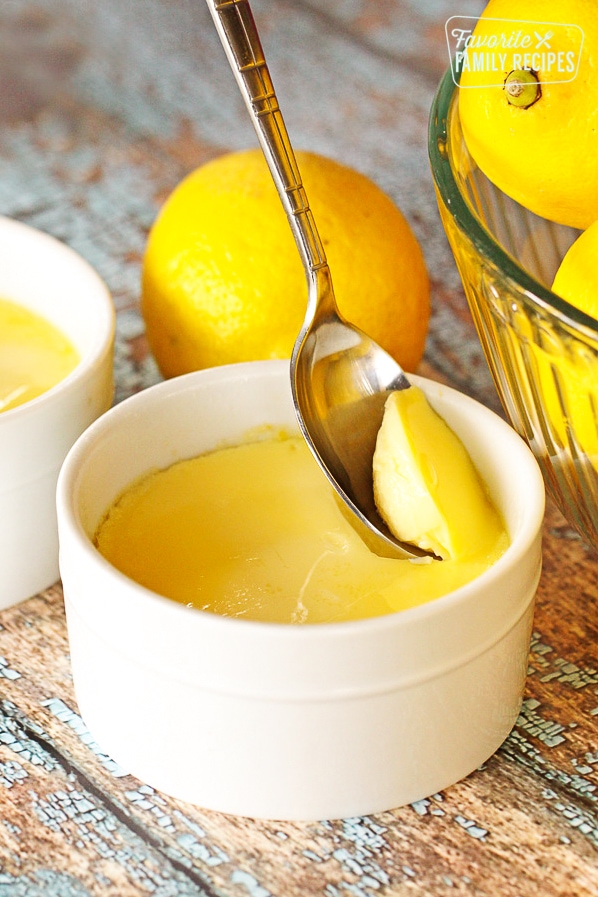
[504,69,541,108]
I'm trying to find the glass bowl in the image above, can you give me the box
[429,68,598,552]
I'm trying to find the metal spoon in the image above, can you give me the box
[206,0,425,560]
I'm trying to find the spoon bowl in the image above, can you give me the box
[206,0,424,559]
[291,266,420,556]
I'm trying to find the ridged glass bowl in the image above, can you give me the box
[429,68,598,552]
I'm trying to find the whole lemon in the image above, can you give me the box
[141,149,429,378]
[527,221,598,461]
[458,0,597,229]
[552,219,598,316]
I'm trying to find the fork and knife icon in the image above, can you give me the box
[534,30,554,48]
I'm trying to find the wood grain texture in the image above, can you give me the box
[1,0,597,894]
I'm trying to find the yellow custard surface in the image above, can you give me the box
[94,432,509,624]
[0,298,79,413]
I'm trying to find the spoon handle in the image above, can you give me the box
[205,0,327,278]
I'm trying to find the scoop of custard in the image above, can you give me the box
[373,387,502,560]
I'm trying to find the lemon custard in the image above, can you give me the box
[0,298,79,413]
[95,403,509,625]
[373,388,504,560]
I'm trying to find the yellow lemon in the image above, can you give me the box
[552,219,598,316]
[141,149,430,378]
[526,221,598,460]
[458,0,597,229]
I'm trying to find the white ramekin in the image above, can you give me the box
[0,217,114,607]
[57,360,544,820]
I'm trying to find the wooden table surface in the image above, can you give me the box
[1,1,598,894]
